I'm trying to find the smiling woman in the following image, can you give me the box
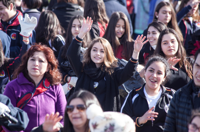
[67,17,147,111]
[139,22,166,65]
[154,28,193,90]
[103,11,133,60]
[3,44,67,132]
[121,55,175,132]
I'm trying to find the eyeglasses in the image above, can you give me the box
[66,104,86,113]
[189,123,200,132]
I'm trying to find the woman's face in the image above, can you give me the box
[161,33,179,59]
[156,6,172,25]
[144,61,166,91]
[90,42,105,68]
[67,98,87,129]
[188,116,200,132]
[27,51,48,80]
[186,0,199,16]
[115,19,125,38]
[71,19,81,37]
[147,26,160,47]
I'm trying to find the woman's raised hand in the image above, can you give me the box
[78,17,93,39]
[134,35,148,53]
[138,107,158,125]
[187,0,200,8]
[132,35,148,59]
[167,57,181,71]
[42,112,63,132]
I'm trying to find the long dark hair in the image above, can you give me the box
[147,22,167,33]
[154,1,183,42]
[64,90,101,132]
[103,12,133,60]
[84,0,108,30]
[154,28,193,79]
[61,15,90,60]
[35,10,65,48]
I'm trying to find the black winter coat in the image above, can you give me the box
[177,5,200,54]
[0,94,29,131]
[121,85,175,132]
[67,37,137,111]
[52,2,83,31]
[164,80,200,132]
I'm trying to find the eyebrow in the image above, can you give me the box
[162,10,171,12]
[149,67,163,72]
[162,40,168,43]
[92,47,104,50]
[149,67,155,70]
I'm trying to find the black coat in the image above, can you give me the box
[121,85,175,132]
[164,80,200,132]
[58,46,76,83]
[139,42,154,65]
[177,5,200,54]
[164,58,193,91]
[0,41,30,94]
[67,37,137,111]
[0,94,29,131]
[52,2,83,31]
[23,9,41,24]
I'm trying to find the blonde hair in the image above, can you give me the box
[82,37,118,74]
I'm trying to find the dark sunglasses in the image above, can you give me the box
[66,104,86,113]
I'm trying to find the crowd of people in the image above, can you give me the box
[0,0,200,132]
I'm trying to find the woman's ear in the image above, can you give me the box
[8,3,13,10]
[155,12,158,18]
[162,75,166,84]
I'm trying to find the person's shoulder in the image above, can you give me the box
[50,83,63,91]
[163,86,176,96]
[6,78,19,87]
[0,94,9,101]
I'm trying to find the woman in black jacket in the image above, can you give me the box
[154,28,193,90]
[35,10,65,58]
[58,15,90,95]
[139,22,166,65]
[121,55,175,132]
[66,17,148,111]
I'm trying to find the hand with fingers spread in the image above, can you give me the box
[138,107,159,125]
[187,0,200,8]
[167,57,181,71]
[42,112,63,132]
[18,14,37,38]
[78,17,93,39]
[132,35,148,59]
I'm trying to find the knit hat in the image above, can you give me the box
[86,104,135,132]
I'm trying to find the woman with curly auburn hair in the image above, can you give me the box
[3,44,67,132]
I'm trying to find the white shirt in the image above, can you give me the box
[144,87,162,109]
